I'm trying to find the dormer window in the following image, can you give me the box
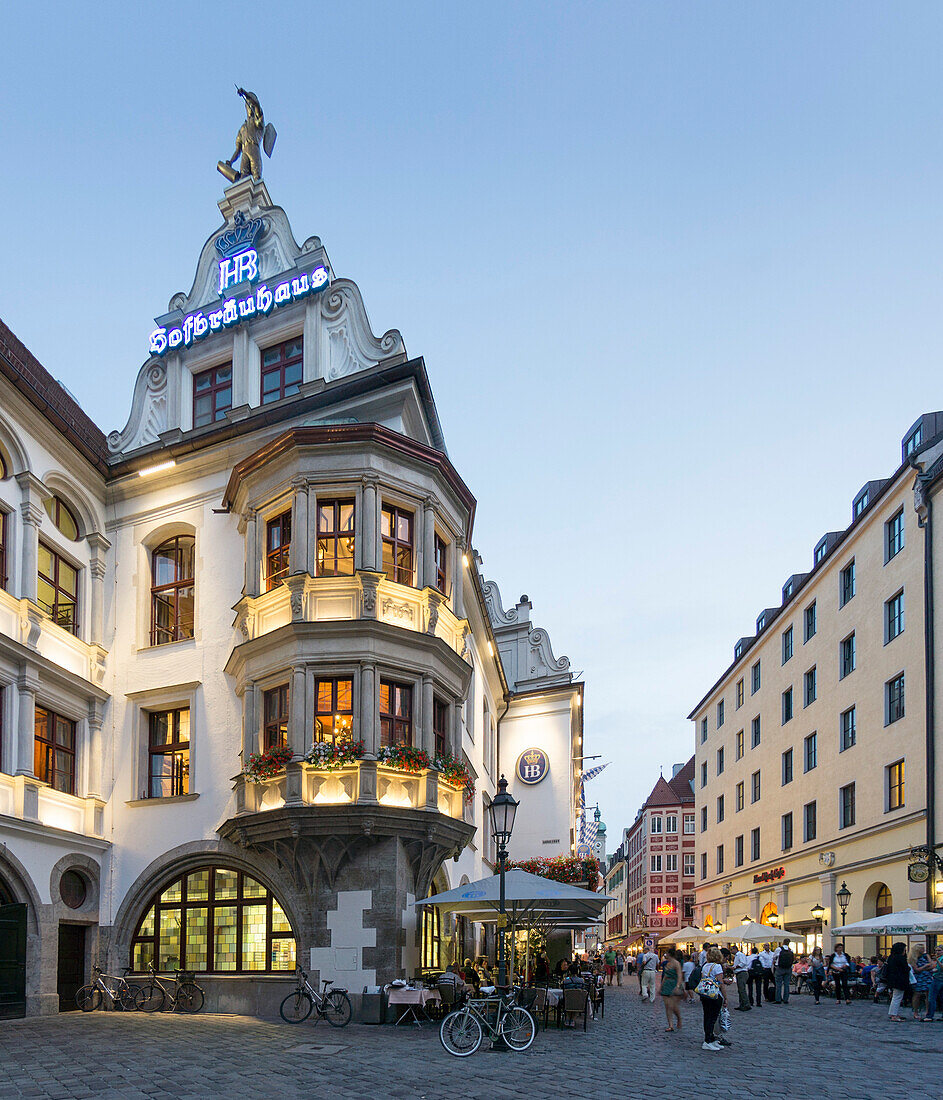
[814,540,827,564]
[265,512,291,590]
[44,495,79,541]
[261,338,303,404]
[193,363,233,427]
[905,425,923,456]
[854,491,868,518]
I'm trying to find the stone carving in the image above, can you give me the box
[286,577,305,620]
[382,598,414,623]
[426,591,442,636]
[480,579,520,624]
[107,359,169,454]
[322,281,405,379]
[818,851,836,868]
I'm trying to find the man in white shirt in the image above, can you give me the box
[639,949,659,1003]
[733,948,751,1010]
[758,945,775,1003]
[697,947,708,967]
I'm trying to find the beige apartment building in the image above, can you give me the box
[689,414,943,954]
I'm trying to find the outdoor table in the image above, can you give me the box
[386,985,441,1026]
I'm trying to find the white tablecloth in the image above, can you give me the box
[545,988,563,1007]
[386,987,441,1007]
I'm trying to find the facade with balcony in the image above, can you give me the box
[0,176,584,1017]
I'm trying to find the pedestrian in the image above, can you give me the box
[659,946,685,1032]
[639,945,659,1003]
[884,941,911,1022]
[746,946,764,1008]
[603,946,617,986]
[615,950,624,986]
[636,952,645,996]
[909,943,933,1020]
[809,945,827,1005]
[758,943,775,1003]
[698,947,728,1051]
[923,945,943,1021]
[684,951,700,1003]
[830,942,852,1005]
[774,939,795,1004]
[732,945,751,1010]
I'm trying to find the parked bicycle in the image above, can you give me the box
[279,966,352,1026]
[134,963,204,1013]
[440,993,536,1056]
[76,966,142,1012]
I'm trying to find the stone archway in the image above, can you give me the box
[0,849,47,1016]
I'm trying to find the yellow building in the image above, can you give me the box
[689,414,942,955]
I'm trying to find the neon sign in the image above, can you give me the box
[752,866,785,885]
[149,264,329,357]
[655,903,676,916]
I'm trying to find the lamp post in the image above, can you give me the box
[811,903,825,950]
[487,774,519,990]
[836,881,852,924]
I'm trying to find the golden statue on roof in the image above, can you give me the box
[217,87,277,183]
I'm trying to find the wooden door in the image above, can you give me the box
[57,924,86,1012]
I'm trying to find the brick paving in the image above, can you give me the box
[1,984,942,1099]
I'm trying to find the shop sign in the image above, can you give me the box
[655,903,676,916]
[753,866,786,885]
[908,860,930,883]
[516,747,549,785]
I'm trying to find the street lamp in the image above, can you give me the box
[810,902,825,926]
[836,881,852,924]
[488,774,519,990]
[741,915,752,926]
[768,912,779,928]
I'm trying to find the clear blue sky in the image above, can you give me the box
[3,1,943,842]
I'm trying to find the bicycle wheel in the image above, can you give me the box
[175,982,204,1014]
[76,984,102,1012]
[323,990,352,1028]
[439,1009,482,1057]
[121,983,144,1011]
[280,989,314,1023]
[500,1006,536,1052]
[135,982,165,1013]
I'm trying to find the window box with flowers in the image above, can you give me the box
[243,744,293,783]
[304,739,365,769]
[432,750,475,805]
[506,855,600,891]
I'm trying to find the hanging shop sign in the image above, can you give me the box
[753,866,786,885]
[516,747,549,785]
[908,860,930,883]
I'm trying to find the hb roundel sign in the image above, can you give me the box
[516,747,549,785]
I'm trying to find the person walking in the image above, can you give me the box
[909,943,933,1020]
[923,945,943,1021]
[809,946,827,1005]
[659,946,685,1032]
[732,946,751,1011]
[615,950,624,986]
[774,940,795,1004]
[758,943,775,1003]
[830,943,852,1005]
[746,946,764,1008]
[698,947,728,1051]
[884,941,911,1022]
[639,946,659,1003]
[636,952,645,996]
[603,947,617,986]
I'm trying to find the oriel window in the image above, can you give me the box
[262,685,289,750]
[150,535,195,645]
[381,506,414,586]
[34,707,75,794]
[261,338,303,404]
[38,542,78,634]
[379,680,412,747]
[433,698,449,757]
[0,509,8,592]
[149,709,190,798]
[314,678,354,745]
[193,363,233,427]
[434,533,448,594]
[266,512,291,590]
[317,500,355,577]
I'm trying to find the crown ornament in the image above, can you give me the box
[215,211,264,259]
[523,749,542,765]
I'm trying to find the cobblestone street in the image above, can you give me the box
[2,985,943,1099]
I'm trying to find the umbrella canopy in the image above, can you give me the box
[710,920,783,944]
[413,868,611,927]
[659,925,716,944]
[830,908,943,937]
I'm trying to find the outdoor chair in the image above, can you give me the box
[436,980,465,1014]
[563,987,589,1031]
[534,986,547,1030]
[590,982,605,1020]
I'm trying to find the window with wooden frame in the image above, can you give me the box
[316,500,355,576]
[262,685,289,750]
[887,759,905,811]
[381,505,414,586]
[130,867,296,974]
[193,363,233,427]
[150,535,195,645]
[379,680,412,747]
[34,706,75,794]
[314,678,354,745]
[148,709,190,798]
[260,337,303,404]
[38,542,78,634]
[434,533,447,594]
[44,495,79,540]
[433,698,449,757]
[265,511,291,590]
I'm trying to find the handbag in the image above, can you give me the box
[695,975,721,1000]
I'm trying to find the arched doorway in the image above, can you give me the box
[0,869,27,1019]
[760,902,778,930]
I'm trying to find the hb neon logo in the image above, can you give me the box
[218,248,259,294]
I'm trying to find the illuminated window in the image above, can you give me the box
[434,533,447,594]
[44,495,79,540]
[148,709,190,798]
[130,868,296,974]
[265,512,291,590]
[34,707,75,794]
[150,535,194,645]
[261,337,303,404]
[38,542,78,634]
[317,500,355,577]
[887,759,904,811]
[314,679,353,745]
[379,680,412,747]
[433,698,449,757]
[421,889,441,970]
[381,506,414,586]
[262,685,289,750]
[192,363,232,427]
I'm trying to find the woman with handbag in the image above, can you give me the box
[697,946,728,1051]
[659,946,685,1032]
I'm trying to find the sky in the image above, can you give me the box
[3,1,943,845]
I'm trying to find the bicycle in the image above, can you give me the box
[439,992,536,1056]
[133,963,205,1013]
[279,966,352,1026]
[76,966,143,1012]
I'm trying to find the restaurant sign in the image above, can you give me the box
[516,747,549,785]
[655,903,676,916]
[753,866,786,885]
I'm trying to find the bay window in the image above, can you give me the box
[262,685,289,750]
[379,680,412,747]
[265,512,291,590]
[381,505,414,586]
[317,500,355,576]
[314,678,354,744]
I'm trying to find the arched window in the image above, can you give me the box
[131,867,296,974]
[760,902,778,927]
[44,495,80,541]
[151,536,195,645]
[875,884,893,957]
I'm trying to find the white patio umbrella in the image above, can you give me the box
[708,920,782,944]
[659,925,716,944]
[830,908,943,937]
